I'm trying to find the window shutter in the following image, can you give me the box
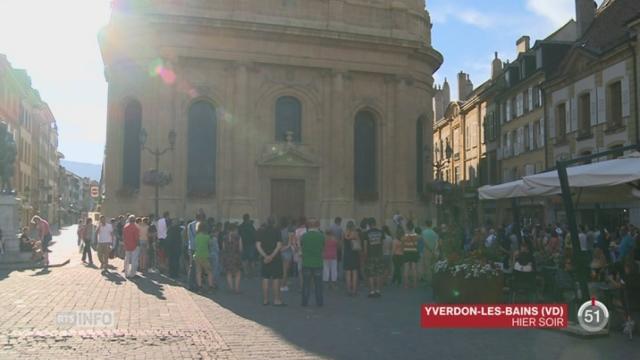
[539,88,544,107]
[549,110,556,139]
[539,118,545,148]
[517,94,524,117]
[596,86,606,124]
[589,89,597,126]
[528,122,534,151]
[506,135,511,157]
[518,127,524,155]
[622,76,630,117]
[528,87,533,111]
[506,101,511,122]
[567,100,574,133]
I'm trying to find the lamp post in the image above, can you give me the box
[431,141,452,225]
[139,128,176,217]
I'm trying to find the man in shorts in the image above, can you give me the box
[364,217,385,298]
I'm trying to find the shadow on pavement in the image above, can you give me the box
[102,270,126,285]
[130,274,168,300]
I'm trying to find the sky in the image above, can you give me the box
[0,0,602,165]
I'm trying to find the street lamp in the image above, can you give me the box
[140,128,177,217]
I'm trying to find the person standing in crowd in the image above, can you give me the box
[618,226,635,261]
[329,217,344,280]
[257,218,285,306]
[280,218,294,292]
[147,215,158,272]
[81,218,94,265]
[138,217,150,272]
[293,217,307,290]
[239,214,257,277]
[31,215,52,268]
[343,221,360,296]
[96,215,115,273]
[167,218,183,278]
[156,212,169,273]
[123,215,140,279]
[208,219,221,289]
[381,225,393,284]
[115,215,125,258]
[364,218,385,298]
[301,218,325,306]
[401,221,419,289]
[391,229,404,286]
[322,229,338,290]
[194,222,215,292]
[187,214,205,288]
[222,223,243,293]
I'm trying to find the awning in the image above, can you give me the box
[478,180,560,200]
[478,152,640,200]
[523,152,640,189]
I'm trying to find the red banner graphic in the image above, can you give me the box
[421,304,568,328]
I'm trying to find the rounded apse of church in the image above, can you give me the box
[100,0,443,224]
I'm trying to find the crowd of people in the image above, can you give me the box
[74,211,446,307]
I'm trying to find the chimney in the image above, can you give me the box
[457,71,473,101]
[576,0,596,37]
[516,36,530,54]
[491,52,503,80]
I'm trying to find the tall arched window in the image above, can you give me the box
[187,101,217,195]
[416,117,425,195]
[354,110,377,201]
[275,96,302,143]
[122,100,142,190]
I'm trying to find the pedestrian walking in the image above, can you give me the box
[257,218,285,306]
[147,215,158,272]
[187,214,205,289]
[31,215,52,268]
[364,218,385,298]
[300,218,325,307]
[343,221,360,296]
[81,218,94,265]
[208,220,220,289]
[123,215,140,279]
[96,215,115,273]
[222,223,243,293]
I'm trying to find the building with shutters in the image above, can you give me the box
[98,0,443,224]
[543,0,640,225]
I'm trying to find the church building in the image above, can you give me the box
[99,0,442,224]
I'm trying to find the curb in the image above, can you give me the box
[0,259,70,271]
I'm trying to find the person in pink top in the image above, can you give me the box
[323,230,338,289]
[31,216,51,267]
[123,215,140,279]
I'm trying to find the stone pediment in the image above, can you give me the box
[556,47,599,78]
[257,143,319,168]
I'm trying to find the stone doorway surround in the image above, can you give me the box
[257,143,320,222]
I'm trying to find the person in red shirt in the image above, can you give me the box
[123,215,140,279]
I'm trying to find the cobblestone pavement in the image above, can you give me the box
[0,226,638,359]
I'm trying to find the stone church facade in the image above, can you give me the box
[99,0,442,224]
